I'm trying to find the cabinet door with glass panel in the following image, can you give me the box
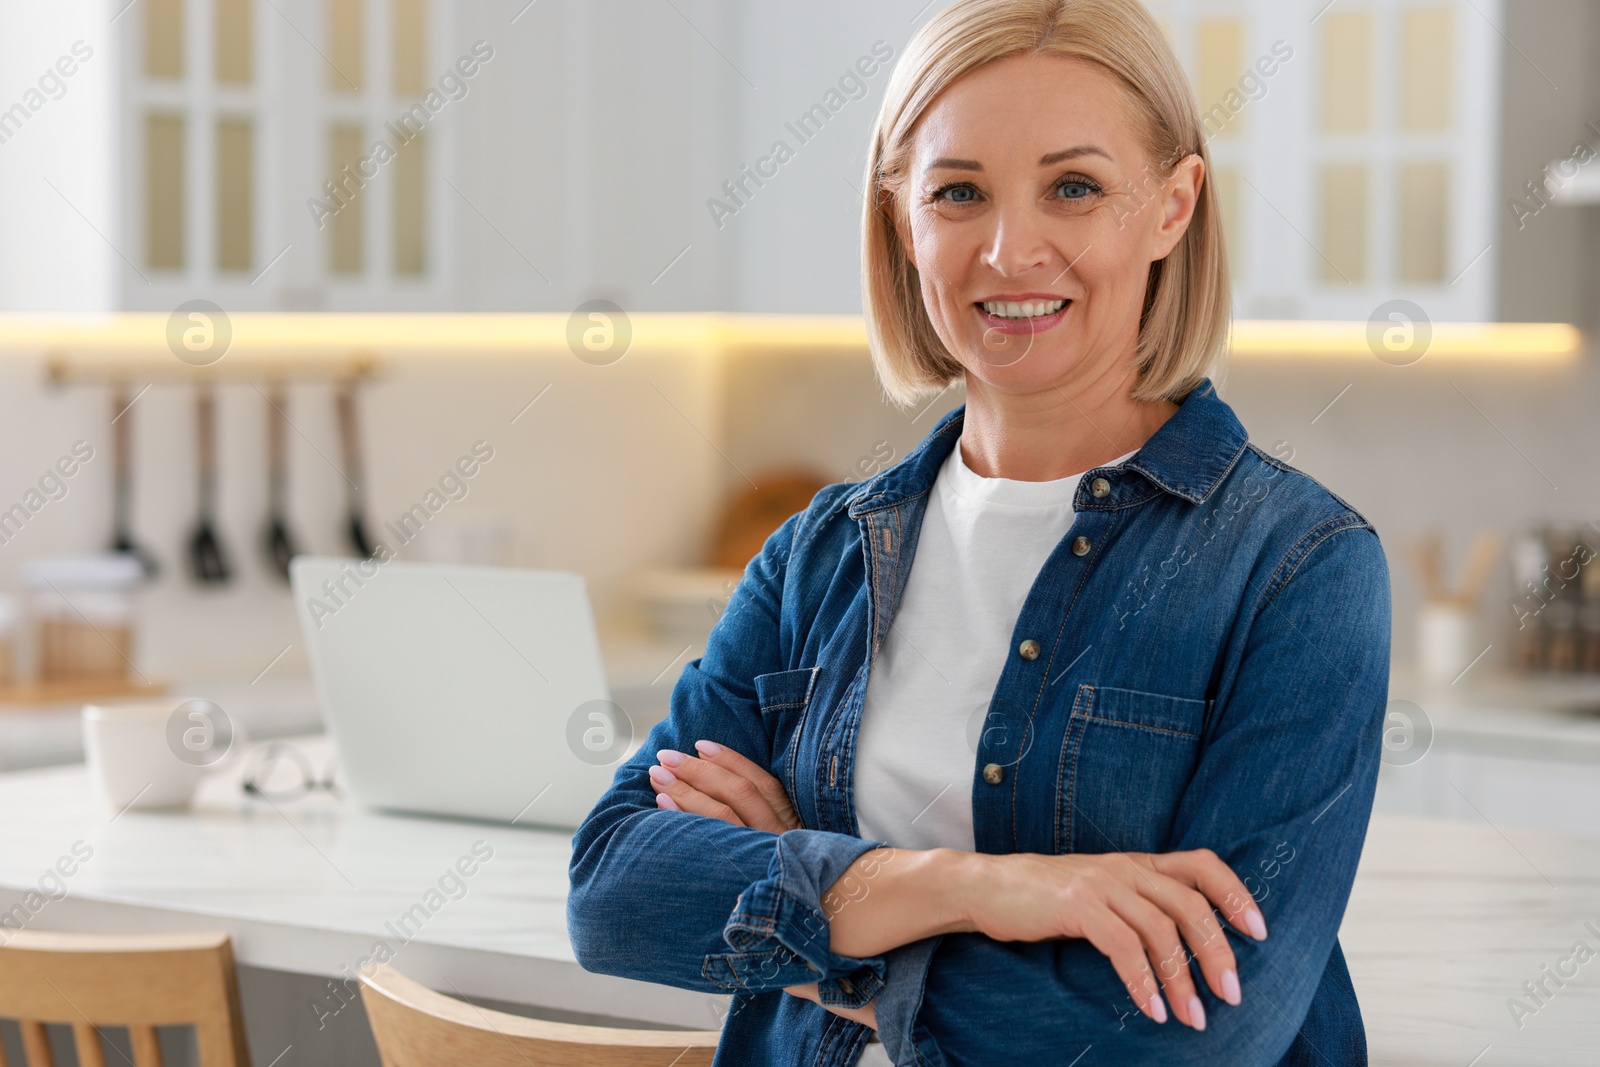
[1148,0,1501,323]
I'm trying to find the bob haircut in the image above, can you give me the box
[862,0,1231,410]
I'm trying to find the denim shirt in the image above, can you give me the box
[569,380,1391,1067]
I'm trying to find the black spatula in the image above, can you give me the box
[335,379,377,559]
[262,384,301,582]
[189,384,232,583]
[109,384,159,577]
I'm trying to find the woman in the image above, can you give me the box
[569,1,1390,1064]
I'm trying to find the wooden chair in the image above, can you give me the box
[359,964,719,1067]
[0,930,251,1067]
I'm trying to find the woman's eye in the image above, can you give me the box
[936,184,980,204]
[1056,180,1097,200]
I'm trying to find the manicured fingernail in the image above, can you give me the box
[1221,969,1241,1006]
[656,792,679,811]
[1246,908,1267,940]
[649,764,677,786]
[656,749,687,768]
[694,739,724,756]
[1149,993,1167,1024]
[1188,996,1206,1031]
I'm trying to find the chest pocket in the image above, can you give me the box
[1055,684,1210,855]
[753,666,821,792]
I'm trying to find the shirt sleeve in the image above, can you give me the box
[875,522,1392,1066]
[567,507,888,1009]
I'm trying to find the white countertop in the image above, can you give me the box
[1,734,1597,1060]
[1388,665,1600,765]
[1344,813,1600,1065]
[0,734,724,1030]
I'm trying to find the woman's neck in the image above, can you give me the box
[957,364,1180,482]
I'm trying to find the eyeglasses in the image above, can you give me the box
[241,742,341,803]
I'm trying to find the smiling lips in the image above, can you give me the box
[975,294,1072,335]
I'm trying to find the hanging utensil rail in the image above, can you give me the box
[45,351,382,384]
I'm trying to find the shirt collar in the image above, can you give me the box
[1122,379,1250,503]
[844,378,1247,517]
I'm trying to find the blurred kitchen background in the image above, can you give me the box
[0,0,1599,838]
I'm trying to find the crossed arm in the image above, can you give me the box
[648,740,1265,1034]
[570,512,1390,1063]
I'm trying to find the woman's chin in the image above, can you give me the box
[962,347,1082,394]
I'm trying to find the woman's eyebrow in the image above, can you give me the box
[925,144,1114,172]
[1039,144,1113,165]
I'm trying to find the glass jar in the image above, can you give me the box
[0,593,18,686]
[23,555,143,682]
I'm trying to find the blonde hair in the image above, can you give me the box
[862,0,1231,409]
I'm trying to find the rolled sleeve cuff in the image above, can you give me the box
[874,936,945,1066]
[704,829,887,1007]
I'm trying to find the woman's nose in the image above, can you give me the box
[980,206,1056,278]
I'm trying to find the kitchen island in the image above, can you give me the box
[0,733,1595,1065]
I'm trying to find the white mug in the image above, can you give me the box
[81,699,244,813]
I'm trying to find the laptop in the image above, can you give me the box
[291,557,630,828]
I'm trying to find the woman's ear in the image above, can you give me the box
[885,189,916,261]
[1150,153,1203,261]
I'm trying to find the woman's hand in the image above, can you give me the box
[649,743,879,1028]
[960,848,1267,1031]
[781,982,877,1031]
[646,744,1264,1034]
[647,739,801,833]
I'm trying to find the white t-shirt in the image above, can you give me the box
[852,436,1135,1066]
[854,436,1136,850]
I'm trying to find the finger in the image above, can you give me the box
[648,763,747,826]
[784,983,877,1030]
[1108,892,1203,1031]
[693,740,802,829]
[1137,875,1240,1007]
[658,750,789,833]
[1155,849,1266,941]
[1078,905,1168,1025]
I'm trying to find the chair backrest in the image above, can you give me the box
[0,930,251,1067]
[359,964,719,1067]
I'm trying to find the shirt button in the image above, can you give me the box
[1018,639,1040,660]
[838,979,854,995]
[1072,535,1092,556]
[982,763,1005,785]
[1090,477,1111,498]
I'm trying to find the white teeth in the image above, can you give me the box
[982,299,1068,319]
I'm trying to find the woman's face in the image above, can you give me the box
[901,53,1202,395]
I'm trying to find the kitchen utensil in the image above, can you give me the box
[188,384,232,583]
[335,379,377,559]
[109,384,159,577]
[262,384,301,581]
[1454,532,1503,609]
[1411,533,1445,602]
[1410,531,1501,609]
